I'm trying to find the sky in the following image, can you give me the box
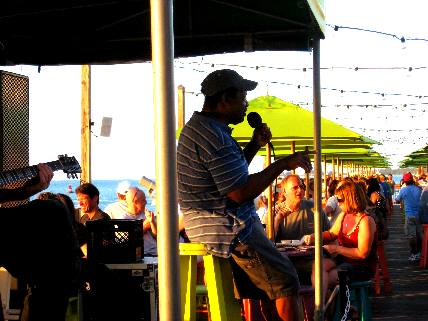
[2,0,428,180]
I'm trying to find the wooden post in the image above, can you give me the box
[305,146,310,199]
[266,144,274,241]
[291,141,296,174]
[331,155,335,180]
[323,154,327,201]
[336,156,340,179]
[81,65,91,184]
[177,85,185,130]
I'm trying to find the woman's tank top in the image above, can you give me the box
[338,213,377,273]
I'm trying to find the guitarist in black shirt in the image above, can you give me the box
[0,163,80,321]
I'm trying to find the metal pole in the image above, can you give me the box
[150,1,181,320]
[313,38,324,321]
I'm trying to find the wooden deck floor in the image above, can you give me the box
[372,205,428,320]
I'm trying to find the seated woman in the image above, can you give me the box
[303,180,377,301]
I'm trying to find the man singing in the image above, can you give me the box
[177,69,312,321]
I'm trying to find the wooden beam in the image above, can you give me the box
[177,85,185,130]
[81,65,91,183]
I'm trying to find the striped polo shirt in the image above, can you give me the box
[177,112,256,257]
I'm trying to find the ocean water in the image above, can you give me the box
[40,179,156,212]
[393,175,402,185]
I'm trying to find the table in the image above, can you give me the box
[276,244,315,258]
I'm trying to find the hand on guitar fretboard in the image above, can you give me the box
[0,154,81,186]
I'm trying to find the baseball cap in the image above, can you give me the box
[201,69,257,97]
[403,172,413,183]
[116,181,131,195]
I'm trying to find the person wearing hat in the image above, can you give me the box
[396,172,423,261]
[104,180,131,219]
[177,69,312,321]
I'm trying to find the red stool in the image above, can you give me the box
[242,299,264,321]
[374,240,392,295]
[242,288,314,321]
[419,224,428,268]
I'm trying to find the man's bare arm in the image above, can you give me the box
[228,152,312,204]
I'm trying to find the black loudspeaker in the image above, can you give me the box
[82,262,158,321]
[0,70,29,207]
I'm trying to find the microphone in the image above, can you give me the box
[247,112,263,128]
[247,112,274,150]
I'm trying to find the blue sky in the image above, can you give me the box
[3,0,428,179]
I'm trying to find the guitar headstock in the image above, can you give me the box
[58,154,82,179]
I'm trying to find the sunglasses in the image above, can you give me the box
[288,185,305,191]
[336,196,345,203]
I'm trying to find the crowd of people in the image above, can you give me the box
[0,172,160,321]
[175,69,428,321]
[2,68,428,321]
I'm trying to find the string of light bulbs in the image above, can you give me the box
[175,63,428,101]
[176,59,428,72]
[326,23,428,43]
[182,86,428,113]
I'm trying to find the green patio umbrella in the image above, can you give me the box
[399,145,428,168]
[231,96,380,153]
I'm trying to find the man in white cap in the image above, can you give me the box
[104,180,130,219]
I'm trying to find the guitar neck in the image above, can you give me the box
[0,160,62,186]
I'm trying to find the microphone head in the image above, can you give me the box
[247,112,262,128]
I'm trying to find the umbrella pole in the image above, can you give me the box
[305,146,310,199]
[336,156,340,179]
[266,144,274,241]
[291,141,296,174]
[323,155,327,203]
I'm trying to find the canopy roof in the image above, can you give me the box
[0,0,325,66]
[2,2,327,318]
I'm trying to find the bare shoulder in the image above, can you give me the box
[362,214,376,228]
